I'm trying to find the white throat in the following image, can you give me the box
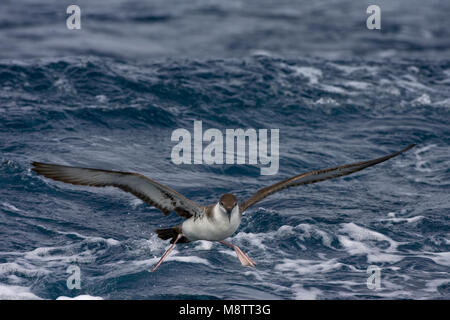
[214,202,239,220]
[181,202,241,241]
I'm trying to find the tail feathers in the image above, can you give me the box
[156,227,189,244]
[156,228,178,240]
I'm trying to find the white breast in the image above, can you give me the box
[181,203,241,241]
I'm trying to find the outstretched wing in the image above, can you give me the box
[32,162,204,219]
[239,144,416,213]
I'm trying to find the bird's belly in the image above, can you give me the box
[182,216,240,241]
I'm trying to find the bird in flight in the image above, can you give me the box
[32,144,415,271]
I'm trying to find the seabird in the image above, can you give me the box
[31,144,415,271]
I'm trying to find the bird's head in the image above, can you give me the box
[218,193,238,220]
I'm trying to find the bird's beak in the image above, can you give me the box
[226,209,232,222]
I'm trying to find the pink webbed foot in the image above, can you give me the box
[151,233,183,272]
[220,240,256,268]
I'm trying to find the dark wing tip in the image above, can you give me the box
[403,144,417,152]
[31,161,45,173]
[31,161,50,168]
[31,161,57,175]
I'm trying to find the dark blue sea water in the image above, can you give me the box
[0,0,449,299]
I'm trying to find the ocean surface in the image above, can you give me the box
[0,0,449,300]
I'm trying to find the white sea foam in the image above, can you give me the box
[275,258,346,275]
[129,198,144,208]
[328,63,379,75]
[233,231,267,250]
[0,262,50,278]
[291,284,322,300]
[290,66,322,84]
[194,240,213,250]
[424,279,450,293]
[250,50,274,57]
[233,223,334,253]
[6,274,23,284]
[338,288,413,299]
[314,97,338,105]
[23,246,93,264]
[339,237,402,263]
[340,223,398,246]
[242,270,264,281]
[135,252,211,270]
[421,252,450,267]
[54,77,76,94]
[295,224,333,248]
[129,234,168,255]
[397,74,431,92]
[0,284,42,300]
[22,235,118,265]
[57,295,103,300]
[382,216,424,223]
[218,249,237,258]
[343,81,371,90]
[95,95,108,103]
[412,93,431,105]
[2,202,21,212]
[319,84,349,95]
[165,255,211,266]
[0,231,122,289]
[433,98,450,108]
[413,144,435,173]
[45,227,121,246]
[338,223,403,263]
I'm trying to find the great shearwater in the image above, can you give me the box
[32,144,415,271]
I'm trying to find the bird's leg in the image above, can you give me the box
[151,233,183,272]
[220,240,256,267]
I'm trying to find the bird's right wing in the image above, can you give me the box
[240,144,416,213]
[32,162,205,219]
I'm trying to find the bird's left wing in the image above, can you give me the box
[239,144,416,213]
[32,162,205,219]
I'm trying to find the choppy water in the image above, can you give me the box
[0,0,449,300]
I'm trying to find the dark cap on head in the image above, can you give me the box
[219,193,237,212]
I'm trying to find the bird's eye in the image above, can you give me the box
[220,202,223,206]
